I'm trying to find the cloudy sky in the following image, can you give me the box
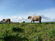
[0,0,55,22]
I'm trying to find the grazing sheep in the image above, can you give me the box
[28,16,42,23]
[1,19,11,23]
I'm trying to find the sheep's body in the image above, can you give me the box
[28,16,42,23]
[1,19,11,23]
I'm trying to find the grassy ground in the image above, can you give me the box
[0,22,55,41]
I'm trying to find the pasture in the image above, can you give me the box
[0,22,55,41]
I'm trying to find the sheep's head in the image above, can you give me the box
[28,16,32,19]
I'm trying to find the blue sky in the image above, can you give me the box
[0,0,55,22]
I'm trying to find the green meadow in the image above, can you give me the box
[0,22,55,41]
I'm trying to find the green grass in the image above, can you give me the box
[0,22,55,41]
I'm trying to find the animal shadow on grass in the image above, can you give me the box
[4,35,28,41]
[12,27,24,32]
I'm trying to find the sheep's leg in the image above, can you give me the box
[39,18,41,23]
[33,21,34,23]
[31,20,34,23]
[39,20,41,23]
[39,17,41,23]
[31,21,33,23]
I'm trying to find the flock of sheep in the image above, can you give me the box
[0,16,42,23]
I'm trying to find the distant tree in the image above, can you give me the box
[22,21,25,23]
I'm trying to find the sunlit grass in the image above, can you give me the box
[0,22,55,41]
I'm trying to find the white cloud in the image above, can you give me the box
[9,16,24,22]
[0,8,55,22]
[27,8,55,17]
[0,16,3,21]
[0,16,24,22]
[25,8,55,22]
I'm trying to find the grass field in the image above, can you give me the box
[0,22,55,41]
